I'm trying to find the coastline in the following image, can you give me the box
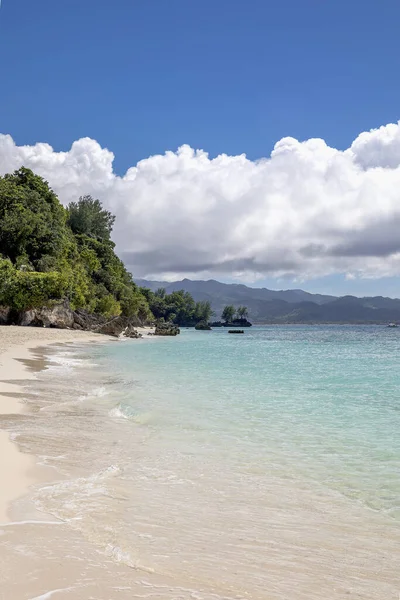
[0,326,110,523]
[0,325,192,599]
[0,325,399,599]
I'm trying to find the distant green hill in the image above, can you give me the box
[136,278,400,324]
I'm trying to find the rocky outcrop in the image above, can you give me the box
[195,321,212,330]
[123,325,143,339]
[223,318,252,328]
[0,302,148,339]
[154,322,180,336]
[18,302,75,329]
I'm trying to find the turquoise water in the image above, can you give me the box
[104,326,400,516]
[23,326,400,598]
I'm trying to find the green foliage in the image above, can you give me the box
[0,167,68,266]
[0,267,67,311]
[222,305,236,323]
[0,167,152,320]
[236,306,249,319]
[67,195,116,241]
[96,294,121,317]
[142,288,213,326]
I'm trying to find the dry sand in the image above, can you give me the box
[0,326,108,523]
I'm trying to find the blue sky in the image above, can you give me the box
[1,0,400,296]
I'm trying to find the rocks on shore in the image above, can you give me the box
[0,301,148,339]
[154,322,180,336]
[0,307,11,326]
[195,321,212,330]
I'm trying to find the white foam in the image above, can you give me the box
[108,404,154,424]
[0,520,64,527]
[29,587,75,600]
[45,350,98,374]
[40,386,109,412]
[108,405,127,420]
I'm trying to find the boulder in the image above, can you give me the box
[124,325,142,339]
[154,322,180,336]
[0,307,11,325]
[0,301,150,338]
[93,316,129,337]
[18,302,75,328]
[73,309,105,330]
[195,321,212,330]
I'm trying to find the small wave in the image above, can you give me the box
[105,544,156,573]
[33,464,123,523]
[108,405,127,420]
[40,386,109,412]
[45,350,98,373]
[87,386,108,398]
[109,404,154,424]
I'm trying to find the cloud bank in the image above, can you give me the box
[2,122,400,281]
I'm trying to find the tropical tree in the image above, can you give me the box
[0,168,152,318]
[154,287,166,298]
[236,306,249,320]
[222,305,236,323]
[195,300,213,323]
[0,167,68,266]
[67,195,116,241]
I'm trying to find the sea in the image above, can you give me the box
[7,326,400,599]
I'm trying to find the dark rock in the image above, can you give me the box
[223,319,252,328]
[0,307,11,325]
[0,300,149,338]
[123,325,142,339]
[73,309,105,330]
[154,322,180,336]
[195,321,212,330]
[210,321,223,327]
[93,316,129,337]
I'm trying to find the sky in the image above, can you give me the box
[1,0,400,296]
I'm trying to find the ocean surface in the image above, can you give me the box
[11,326,400,598]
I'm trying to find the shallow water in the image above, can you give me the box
[6,326,400,598]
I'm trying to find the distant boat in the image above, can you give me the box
[387,323,398,328]
[228,330,244,334]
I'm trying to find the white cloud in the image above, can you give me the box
[2,122,400,281]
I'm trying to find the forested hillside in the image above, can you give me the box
[0,168,215,328]
[0,167,151,319]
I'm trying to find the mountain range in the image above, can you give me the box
[135,278,400,324]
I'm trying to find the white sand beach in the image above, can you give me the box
[0,326,107,523]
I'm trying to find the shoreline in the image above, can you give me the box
[0,326,111,523]
[0,325,166,599]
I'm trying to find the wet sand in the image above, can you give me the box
[0,326,170,600]
[1,326,399,600]
[0,327,107,523]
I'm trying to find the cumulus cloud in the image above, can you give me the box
[2,122,400,281]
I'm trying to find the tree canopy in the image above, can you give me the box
[236,306,249,319]
[222,305,236,323]
[67,195,116,241]
[221,304,249,323]
[0,168,150,319]
[141,288,213,326]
